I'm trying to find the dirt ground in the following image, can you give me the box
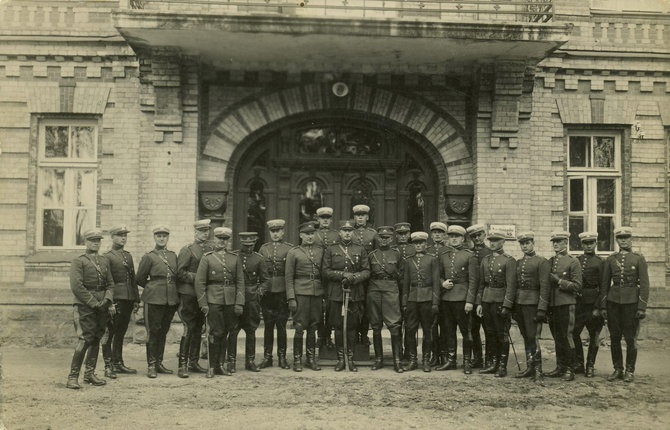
[1,338,670,430]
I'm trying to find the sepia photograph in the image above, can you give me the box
[0,0,669,428]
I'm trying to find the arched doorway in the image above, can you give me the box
[232,113,443,246]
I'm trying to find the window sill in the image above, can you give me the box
[25,250,82,264]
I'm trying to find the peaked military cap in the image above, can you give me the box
[447,225,466,236]
[429,222,448,233]
[614,226,633,238]
[299,222,316,233]
[109,225,130,236]
[410,231,429,242]
[213,227,232,238]
[394,222,411,233]
[352,204,370,215]
[84,228,104,240]
[466,224,486,235]
[550,230,570,241]
[339,220,355,230]
[193,219,211,231]
[267,219,286,230]
[152,225,170,235]
[517,231,535,242]
[239,232,259,243]
[487,229,506,241]
[316,207,333,217]
[377,226,395,236]
[578,231,598,241]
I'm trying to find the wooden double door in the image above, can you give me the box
[233,117,439,247]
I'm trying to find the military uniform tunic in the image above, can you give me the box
[237,250,268,331]
[285,244,325,331]
[258,241,293,352]
[352,225,378,253]
[367,247,403,334]
[514,252,551,361]
[70,252,114,343]
[176,240,212,345]
[476,252,517,308]
[314,228,340,249]
[136,248,179,306]
[259,241,293,294]
[402,252,440,357]
[599,250,650,372]
[573,253,605,370]
[547,251,582,372]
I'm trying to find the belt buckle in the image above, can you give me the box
[309,273,315,281]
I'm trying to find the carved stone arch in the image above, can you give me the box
[201,83,473,188]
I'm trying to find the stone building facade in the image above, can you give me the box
[0,0,668,343]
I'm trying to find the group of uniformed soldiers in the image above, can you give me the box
[66,204,650,389]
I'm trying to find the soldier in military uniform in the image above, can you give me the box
[544,231,582,381]
[436,225,478,374]
[175,219,212,378]
[258,219,292,369]
[351,204,376,346]
[573,231,605,377]
[136,225,180,378]
[426,221,450,366]
[195,227,245,377]
[402,232,440,372]
[473,229,517,378]
[66,229,115,389]
[466,224,492,369]
[324,219,371,371]
[394,222,415,362]
[101,225,139,379]
[286,222,325,371]
[313,207,338,350]
[367,226,404,373]
[228,232,268,372]
[512,231,550,384]
[600,227,650,383]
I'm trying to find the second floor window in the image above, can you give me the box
[37,120,98,249]
[567,132,621,252]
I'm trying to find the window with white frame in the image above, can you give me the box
[37,120,98,248]
[567,132,621,252]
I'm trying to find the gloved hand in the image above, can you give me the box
[499,306,510,319]
[534,309,547,323]
[288,299,297,314]
[200,305,209,316]
[635,310,646,320]
[402,305,407,317]
[476,305,483,318]
[591,308,600,319]
[234,304,243,316]
[441,279,454,290]
[431,304,439,316]
[464,303,473,313]
[344,272,355,283]
[600,309,608,320]
[108,303,117,317]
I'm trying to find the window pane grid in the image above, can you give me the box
[38,121,97,249]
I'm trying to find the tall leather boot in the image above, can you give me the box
[403,330,418,371]
[562,346,576,381]
[471,333,484,368]
[83,341,106,386]
[495,343,509,378]
[147,335,158,378]
[260,326,274,369]
[219,341,232,376]
[305,330,321,371]
[245,332,260,372]
[346,330,358,372]
[422,353,432,373]
[574,334,585,374]
[188,332,207,373]
[227,331,238,373]
[207,340,219,378]
[66,340,88,389]
[533,352,545,386]
[480,341,499,374]
[277,322,290,368]
[429,323,439,366]
[334,330,345,372]
[463,357,473,375]
[585,338,599,378]
[436,350,457,371]
[515,351,534,378]
[103,356,118,379]
[156,334,173,374]
[371,330,384,370]
[391,334,404,373]
[293,333,303,372]
[177,336,189,378]
[544,349,565,377]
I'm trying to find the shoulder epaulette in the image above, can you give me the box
[283,242,294,247]
[253,251,263,257]
[204,251,214,256]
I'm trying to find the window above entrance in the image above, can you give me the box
[296,126,383,156]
